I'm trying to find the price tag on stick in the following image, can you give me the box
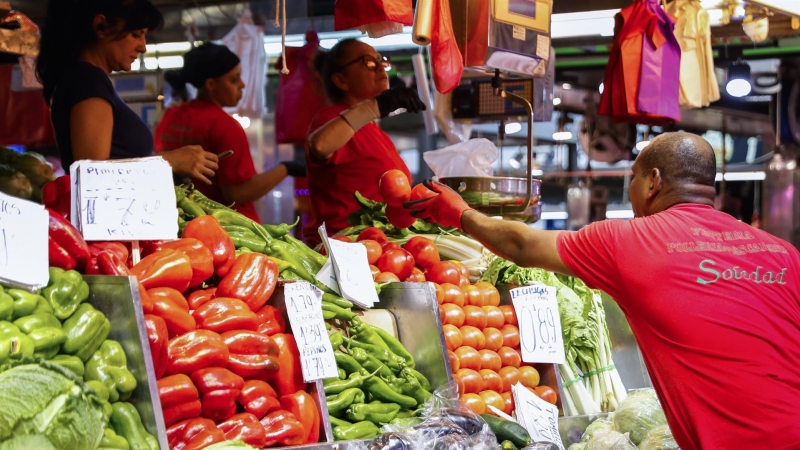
[284,281,339,381]
[0,192,49,291]
[318,223,379,308]
[512,383,565,450]
[511,285,565,364]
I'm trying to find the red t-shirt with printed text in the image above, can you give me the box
[154,100,260,222]
[303,103,411,247]
[557,204,800,450]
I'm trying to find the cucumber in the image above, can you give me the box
[480,414,531,447]
[501,440,519,450]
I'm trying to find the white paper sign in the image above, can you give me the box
[512,383,565,450]
[314,259,341,295]
[0,192,49,290]
[284,281,339,381]
[319,223,379,309]
[511,285,565,364]
[71,158,178,241]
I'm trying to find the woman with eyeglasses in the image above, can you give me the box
[304,39,426,246]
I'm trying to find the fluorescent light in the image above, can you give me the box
[146,42,192,53]
[551,9,618,38]
[553,131,573,141]
[157,56,183,69]
[715,171,767,181]
[541,211,568,220]
[531,169,544,176]
[319,39,338,49]
[505,122,522,134]
[552,98,562,106]
[143,57,158,70]
[636,141,650,151]
[606,210,634,219]
[232,114,251,129]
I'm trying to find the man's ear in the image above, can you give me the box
[331,73,349,93]
[647,168,663,200]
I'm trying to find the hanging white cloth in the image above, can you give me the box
[667,0,720,108]
[222,9,268,118]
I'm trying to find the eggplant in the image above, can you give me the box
[412,419,469,439]
[369,432,414,450]
[429,408,485,435]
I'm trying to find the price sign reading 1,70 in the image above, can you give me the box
[510,285,565,365]
[284,282,339,381]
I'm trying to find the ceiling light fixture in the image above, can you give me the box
[726,59,752,97]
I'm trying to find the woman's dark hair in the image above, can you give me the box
[312,38,362,104]
[163,69,188,103]
[36,0,164,102]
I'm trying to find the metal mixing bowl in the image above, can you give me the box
[439,176,542,223]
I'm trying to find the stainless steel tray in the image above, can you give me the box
[439,176,542,222]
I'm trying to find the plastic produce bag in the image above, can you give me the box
[430,0,463,94]
[586,430,636,450]
[637,425,678,450]
[612,389,667,446]
[423,138,497,178]
[433,90,472,145]
[334,0,413,38]
[580,418,615,443]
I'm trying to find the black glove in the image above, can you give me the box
[375,87,427,118]
[280,160,306,177]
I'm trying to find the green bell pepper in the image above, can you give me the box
[85,340,137,403]
[98,427,130,450]
[43,267,90,320]
[332,421,380,441]
[325,387,366,415]
[110,402,158,450]
[86,379,114,421]
[0,287,13,321]
[13,312,60,332]
[62,303,111,362]
[7,289,46,320]
[32,297,54,315]
[346,402,401,424]
[13,312,65,359]
[49,354,85,377]
[0,320,34,363]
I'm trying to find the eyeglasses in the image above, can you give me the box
[339,54,391,72]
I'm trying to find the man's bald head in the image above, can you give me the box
[637,132,716,189]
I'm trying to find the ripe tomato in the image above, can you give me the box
[357,227,388,244]
[457,369,484,394]
[381,242,402,252]
[409,183,436,201]
[462,305,487,329]
[433,283,444,304]
[533,385,558,405]
[452,373,465,395]
[501,391,515,415]
[441,283,465,307]
[500,324,520,348]
[455,346,481,371]
[442,324,462,351]
[425,261,462,285]
[377,248,415,280]
[448,350,460,372]
[379,169,411,206]
[458,276,470,288]
[441,303,466,327]
[498,366,521,393]
[370,265,381,279]
[359,240,383,265]
[451,260,469,279]
[478,350,502,372]
[462,285,485,307]
[460,325,486,350]
[385,203,416,229]
[482,306,505,328]
[498,346,521,368]
[375,272,400,282]
[405,267,426,282]
[499,305,517,325]
[479,390,505,415]
[475,282,500,307]
[519,366,540,389]
[482,327,504,352]
[460,393,486,414]
[404,236,440,269]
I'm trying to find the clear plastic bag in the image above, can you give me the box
[611,389,667,446]
[423,138,497,178]
[637,425,679,450]
[586,430,636,450]
[580,418,615,443]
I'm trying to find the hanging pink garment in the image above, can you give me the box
[638,0,681,121]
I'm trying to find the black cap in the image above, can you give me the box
[165,42,240,89]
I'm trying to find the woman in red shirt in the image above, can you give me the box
[305,39,425,246]
[156,43,304,222]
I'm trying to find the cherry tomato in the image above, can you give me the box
[379,169,411,206]
[451,260,469,279]
[462,305,487,329]
[462,285,485,307]
[479,390,505,415]
[460,393,486,414]
[459,325,486,350]
[457,369,484,394]
[442,303,466,327]
[375,272,400,282]
[443,324,463,351]
[403,236,440,269]
[370,265,381,279]
[482,305,505,328]
[409,183,436,201]
[533,385,558,405]
[475,282,501,307]
[381,242,402,252]
[377,248,415,280]
[498,366,521,393]
[455,346,481,371]
[433,283,444,304]
[448,350,460,372]
[482,327,504,352]
[500,324,520,348]
[359,240,383,265]
[386,203,416,229]
[357,227,388,244]
[499,305,517,325]
[425,261,462,285]
[498,346,521,368]
[519,366,540,389]
[478,349,502,372]
[405,267,426,282]
[452,373,465,396]
[501,391,515,415]
[441,283,465,307]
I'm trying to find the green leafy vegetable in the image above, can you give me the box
[612,389,667,445]
[638,425,678,450]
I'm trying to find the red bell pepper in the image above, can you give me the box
[42,175,71,220]
[160,238,214,288]
[217,413,267,448]
[97,251,131,276]
[221,330,280,379]
[148,287,190,312]
[256,305,286,336]
[260,410,306,447]
[167,418,225,450]
[166,330,229,376]
[90,242,130,260]
[237,380,280,419]
[270,333,305,397]
[130,249,193,292]
[182,216,235,277]
[158,374,202,427]
[187,287,216,310]
[47,208,90,272]
[190,367,244,421]
[152,291,196,338]
[85,242,131,275]
[192,298,258,333]
[138,282,154,314]
[144,314,169,379]
[139,240,165,258]
[280,390,321,444]
[216,253,278,312]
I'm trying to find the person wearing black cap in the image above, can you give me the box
[156,43,304,223]
[37,0,219,183]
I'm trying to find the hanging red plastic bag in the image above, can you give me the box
[334,0,413,38]
[430,0,463,94]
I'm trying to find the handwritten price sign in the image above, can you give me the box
[510,285,565,364]
[284,281,339,381]
[0,192,48,290]
[512,383,565,450]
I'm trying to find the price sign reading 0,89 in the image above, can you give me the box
[284,281,339,381]
[510,285,565,365]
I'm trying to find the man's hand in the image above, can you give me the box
[162,145,219,185]
[403,180,473,230]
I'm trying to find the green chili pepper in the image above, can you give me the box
[325,322,332,331]
[99,427,130,450]
[188,189,234,211]
[261,217,299,239]
[329,415,352,429]
[220,224,257,237]
[348,347,396,381]
[408,368,432,392]
[177,197,206,219]
[393,409,417,419]
[323,370,374,395]
[322,293,354,309]
[267,239,322,277]
[62,303,111,362]
[49,354,85,377]
[174,186,187,203]
[209,209,272,242]
[369,324,415,368]
[321,302,356,321]
[229,234,268,253]
[350,317,390,350]
[0,288,13,321]
[266,242,322,287]
[334,350,364,375]
[346,402,401,424]
[283,233,327,267]
[362,376,417,409]
[8,289,45,320]
[235,247,253,258]
[85,340,138,403]
[342,335,404,370]
[338,368,347,379]
[326,387,366,415]
[110,402,158,450]
[323,310,336,320]
[279,269,303,281]
[399,368,432,405]
[42,267,90,320]
[333,421,380,441]
[329,331,344,348]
